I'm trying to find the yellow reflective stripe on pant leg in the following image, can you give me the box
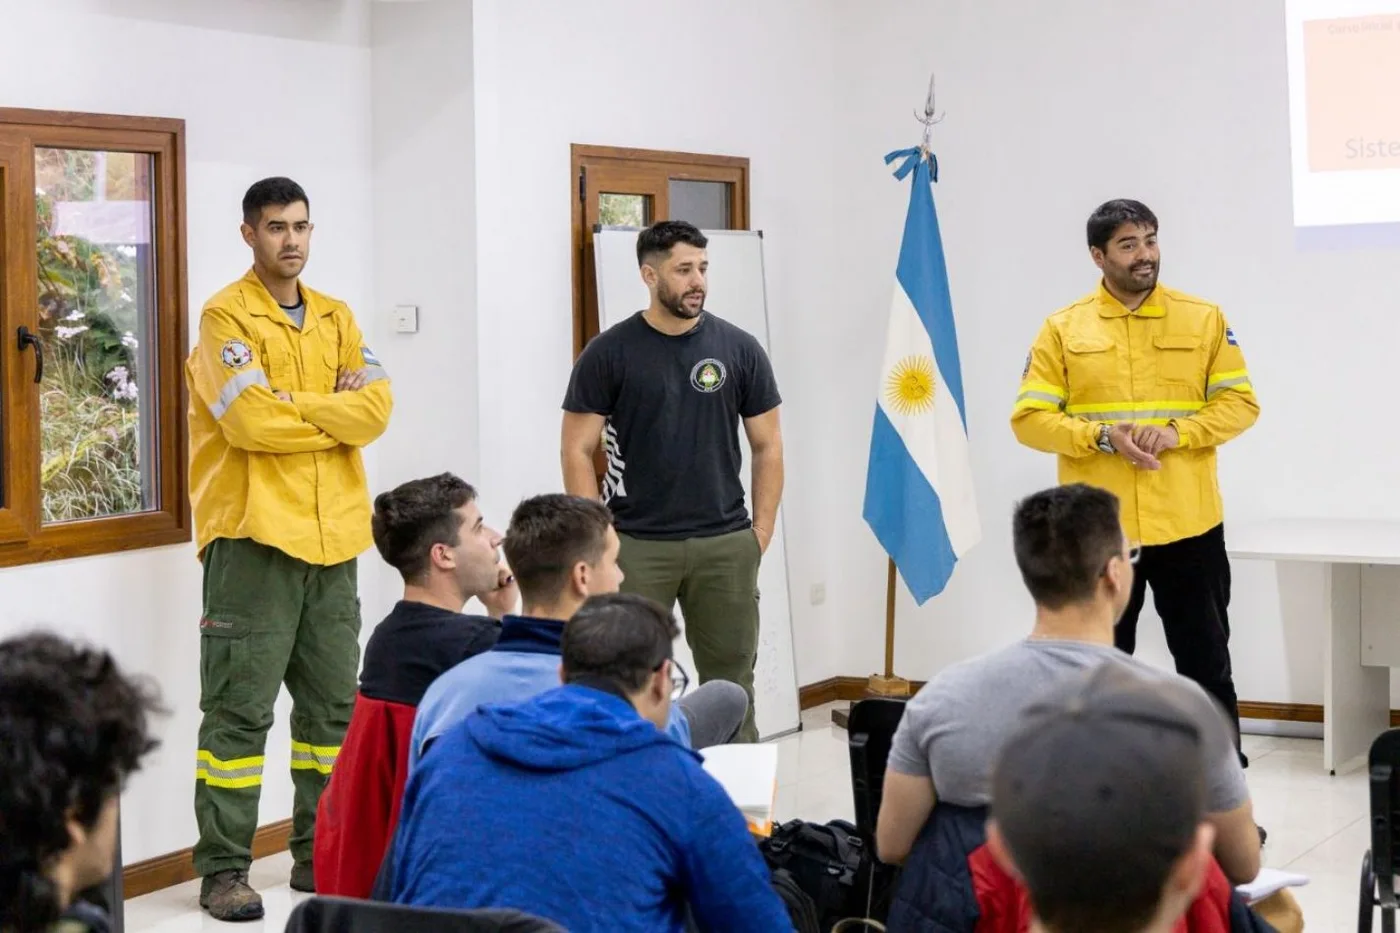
[195,750,265,789]
[290,740,339,775]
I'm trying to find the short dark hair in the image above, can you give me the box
[503,494,613,605]
[636,220,708,268]
[994,665,1210,933]
[0,633,161,932]
[1012,484,1125,610]
[562,593,680,692]
[372,473,478,583]
[1086,199,1158,251]
[242,176,309,226]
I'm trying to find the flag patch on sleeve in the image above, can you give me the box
[1226,327,1238,346]
[361,347,380,366]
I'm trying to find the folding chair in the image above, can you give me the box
[1359,729,1400,932]
[846,696,909,924]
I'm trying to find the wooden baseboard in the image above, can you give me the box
[799,676,927,710]
[805,682,1400,728]
[1239,701,1400,727]
[1237,701,1323,723]
[798,676,864,708]
[122,818,293,900]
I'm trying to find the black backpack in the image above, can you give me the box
[760,818,869,929]
[770,868,822,933]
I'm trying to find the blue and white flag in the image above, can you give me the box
[862,147,981,605]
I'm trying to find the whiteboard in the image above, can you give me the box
[593,226,801,740]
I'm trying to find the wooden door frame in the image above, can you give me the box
[570,144,750,358]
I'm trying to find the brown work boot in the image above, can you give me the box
[199,869,264,922]
[290,860,315,893]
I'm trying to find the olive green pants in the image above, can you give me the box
[193,537,361,877]
[618,528,762,742]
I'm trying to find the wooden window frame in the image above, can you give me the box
[0,108,190,568]
[570,144,751,359]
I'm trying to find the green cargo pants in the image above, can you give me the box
[618,528,762,742]
[193,537,361,877]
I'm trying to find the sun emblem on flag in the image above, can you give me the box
[885,355,936,416]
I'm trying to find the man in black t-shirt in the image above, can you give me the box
[561,220,784,742]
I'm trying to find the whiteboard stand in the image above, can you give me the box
[1229,519,1400,774]
[592,225,802,741]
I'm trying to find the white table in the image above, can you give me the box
[1228,519,1400,774]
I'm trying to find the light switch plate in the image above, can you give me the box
[392,304,419,334]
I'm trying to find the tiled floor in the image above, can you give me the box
[125,703,1374,932]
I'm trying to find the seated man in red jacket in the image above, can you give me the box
[313,472,518,898]
[981,662,1255,933]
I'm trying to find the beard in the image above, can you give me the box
[658,281,705,319]
[1110,260,1158,294]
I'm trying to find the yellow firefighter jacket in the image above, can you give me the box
[1011,283,1258,546]
[186,270,392,565]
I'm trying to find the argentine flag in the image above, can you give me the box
[862,147,981,605]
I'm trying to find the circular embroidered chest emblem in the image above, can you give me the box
[690,359,727,393]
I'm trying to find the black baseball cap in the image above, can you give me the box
[991,662,1212,920]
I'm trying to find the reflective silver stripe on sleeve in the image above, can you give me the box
[362,365,389,384]
[210,369,270,420]
[1015,390,1066,409]
[1206,376,1251,398]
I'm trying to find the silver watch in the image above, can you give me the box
[1096,424,1116,454]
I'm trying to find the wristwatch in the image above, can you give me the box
[1096,424,1116,454]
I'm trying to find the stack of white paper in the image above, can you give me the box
[700,743,780,835]
[1236,867,1309,904]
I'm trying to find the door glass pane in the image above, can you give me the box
[35,147,156,523]
[598,193,651,227]
[668,180,731,230]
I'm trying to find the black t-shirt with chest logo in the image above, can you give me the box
[563,310,782,540]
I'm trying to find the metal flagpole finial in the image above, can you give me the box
[915,72,944,155]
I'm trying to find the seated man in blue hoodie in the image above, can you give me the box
[389,592,791,932]
[409,493,747,767]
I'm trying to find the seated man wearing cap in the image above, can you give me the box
[876,483,1260,896]
[983,662,1271,933]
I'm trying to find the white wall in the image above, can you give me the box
[0,0,378,862]
[470,0,848,681]
[368,0,479,612]
[828,0,1385,711]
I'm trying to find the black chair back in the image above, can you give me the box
[847,697,908,838]
[1359,729,1400,932]
[845,696,909,925]
[284,896,565,933]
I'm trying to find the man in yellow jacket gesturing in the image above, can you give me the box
[1011,199,1258,757]
[185,177,393,921]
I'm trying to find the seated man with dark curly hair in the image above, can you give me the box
[0,632,162,933]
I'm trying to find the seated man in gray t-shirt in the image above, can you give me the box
[876,484,1260,886]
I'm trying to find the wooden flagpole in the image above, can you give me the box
[866,558,912,696]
